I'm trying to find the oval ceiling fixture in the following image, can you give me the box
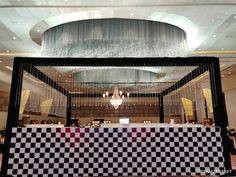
[41,18,187,57]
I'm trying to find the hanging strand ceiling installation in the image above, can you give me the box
[41,19,187,57]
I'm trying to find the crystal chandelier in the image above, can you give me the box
[110,87,123,109]
[103,86,129,109]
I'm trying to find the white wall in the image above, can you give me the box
[0,112,7,130]
[222,73,236,92]
[221,73,236,127]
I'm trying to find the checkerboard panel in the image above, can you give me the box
[7,127,226,176]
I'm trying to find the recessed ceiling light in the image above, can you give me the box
[101,7,105,10]
[213,34,217,38]
[130,12,134,16]
[6,50,10,53]
[13,36,17,40]
[64,0,68,2]
[36,29,41,32]
[17,0,21,2]
[222,75,225,77]
[221,48,225,50]
[211,19,215,22]
[234,15,236,18]
[0,60,2,63]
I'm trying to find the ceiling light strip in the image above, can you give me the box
[193,50,236,54]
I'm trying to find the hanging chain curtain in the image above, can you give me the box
[42,18,187,57]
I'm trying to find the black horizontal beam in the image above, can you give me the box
[24,65,69,96]
[57,81,174,84]
[71,93,160,97]
[15,57,218,67]
[162,65,208,96]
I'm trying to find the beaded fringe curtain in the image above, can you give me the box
[22,71,67,118]
[19,63,212,124]
[41,19,187,57]
[164,72,212,123]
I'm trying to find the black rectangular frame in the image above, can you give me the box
[1,56,232,176]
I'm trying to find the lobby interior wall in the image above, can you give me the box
[222,73,236,92]
[0,112,7,130]
[0,89,9,131]
[225,88,236,127]
[221,73,236,127]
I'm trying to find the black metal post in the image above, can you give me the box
[193,101,198,123]
[66,94,72,126]
[1,60,24,176]
[204,98,209,119]
[159,94,164,123]
[209,60,232,172]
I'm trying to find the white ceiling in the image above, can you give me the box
[0,1,236,69]
[0,0,236,57]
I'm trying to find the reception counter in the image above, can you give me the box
[7,126,225,176]
[25,124,65,128]
[101,123,203,127]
